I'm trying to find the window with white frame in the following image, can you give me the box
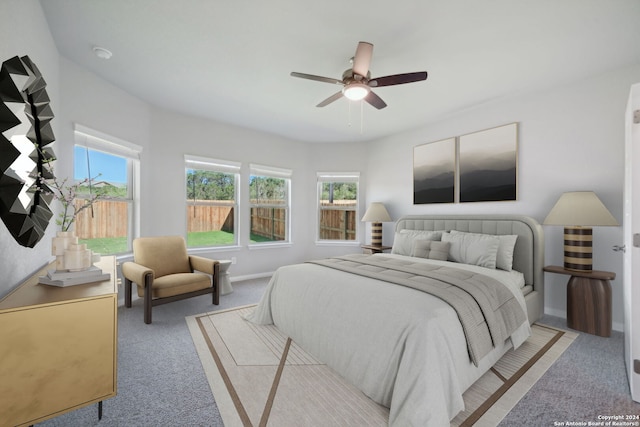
[73,125,141,255]
[317,172,359,242]
[185,155,240,248]
[249,164,291,244]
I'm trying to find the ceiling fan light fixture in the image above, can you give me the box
[343,83,370,101]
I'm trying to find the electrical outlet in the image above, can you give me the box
[231,257,237,264]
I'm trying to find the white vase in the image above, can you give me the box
[64,243,93,271]
[52,231,79,271]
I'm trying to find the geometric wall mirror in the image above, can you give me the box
[0,55,56,247]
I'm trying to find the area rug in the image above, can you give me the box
[187,305,576,427]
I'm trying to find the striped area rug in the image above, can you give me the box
[187,305,576,427]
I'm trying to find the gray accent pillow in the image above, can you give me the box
[391,230,442,256]
[411,240,451,260]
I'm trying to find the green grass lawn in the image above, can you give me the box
[80,231,277,254]
[80,237,127,255]
[188,230,275,246]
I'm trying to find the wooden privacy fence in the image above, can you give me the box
[74,199,128,239]
[74,199,355,241]
[319,209,356,240]
[187,202,234,233]
[250,207,286,241]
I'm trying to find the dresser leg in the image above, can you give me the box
[98,401,103,420]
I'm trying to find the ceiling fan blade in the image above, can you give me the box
[369,71,428,88]
[291,72,343,86]
[316,91,344,107]
[352,42,373,78]
[364,91,387,109]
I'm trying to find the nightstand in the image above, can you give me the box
[361,244,392,254]
[543,265,615,337]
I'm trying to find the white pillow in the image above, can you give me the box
[441,232,500,269]
[450,230,518,271]
[391,230,442,256]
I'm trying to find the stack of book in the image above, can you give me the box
[38,265,111,287]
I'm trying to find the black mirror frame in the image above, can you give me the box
[0,55,56,248]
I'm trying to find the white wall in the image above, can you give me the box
[146,108,367,278]
[0,0,60,297]
[365,64,640,330]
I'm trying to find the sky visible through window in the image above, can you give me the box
[74,146,126,184]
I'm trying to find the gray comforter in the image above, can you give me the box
[309,254,527,366]
[247,254,530,425]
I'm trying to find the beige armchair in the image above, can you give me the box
[122,235,219,324]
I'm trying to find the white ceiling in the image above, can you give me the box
[39,0,640,144]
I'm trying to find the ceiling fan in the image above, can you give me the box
[291,41,428,110]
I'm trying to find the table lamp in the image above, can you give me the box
[543,191,619,271]
[361,202,391,246]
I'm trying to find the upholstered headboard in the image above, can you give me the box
[394,214,544,323]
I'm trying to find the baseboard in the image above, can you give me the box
[230,272,274,282]
[544,307,623,332]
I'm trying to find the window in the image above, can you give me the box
[73,125,141,255]
[249,164,291,244]
[317,173,359,242]
[185,155,240,248]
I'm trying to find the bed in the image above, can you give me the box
[247,214,544,426]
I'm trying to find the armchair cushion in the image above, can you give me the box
[149,272,211,298]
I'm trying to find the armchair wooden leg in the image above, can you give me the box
[213,263,220,305]
[144,275,153,324]
[124,278,132,308]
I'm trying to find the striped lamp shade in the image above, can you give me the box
[543,191,618,272]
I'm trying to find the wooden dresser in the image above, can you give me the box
[0,256,118,426]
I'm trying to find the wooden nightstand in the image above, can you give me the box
[361,244,392,254]
[544,265,615,337]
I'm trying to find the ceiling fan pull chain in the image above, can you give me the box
[360,100,364,134]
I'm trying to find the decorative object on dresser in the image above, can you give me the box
[361,202,391,245]
[0,55,56,247]
[543,191,619,272]
[0,256,118,426]
[39,230,107,287]
[544,265,615,337]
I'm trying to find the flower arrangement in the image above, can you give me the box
[40,173,104,232]
[38,157,107,232]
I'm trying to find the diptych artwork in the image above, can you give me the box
[413,123,518,204]
[413,138,456,204]
[459,123,518,202]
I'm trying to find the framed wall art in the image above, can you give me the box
[413,137,456,204]
[458,123,518,203]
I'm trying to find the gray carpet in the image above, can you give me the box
[38,277,639,426]
[499,316,640,426]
